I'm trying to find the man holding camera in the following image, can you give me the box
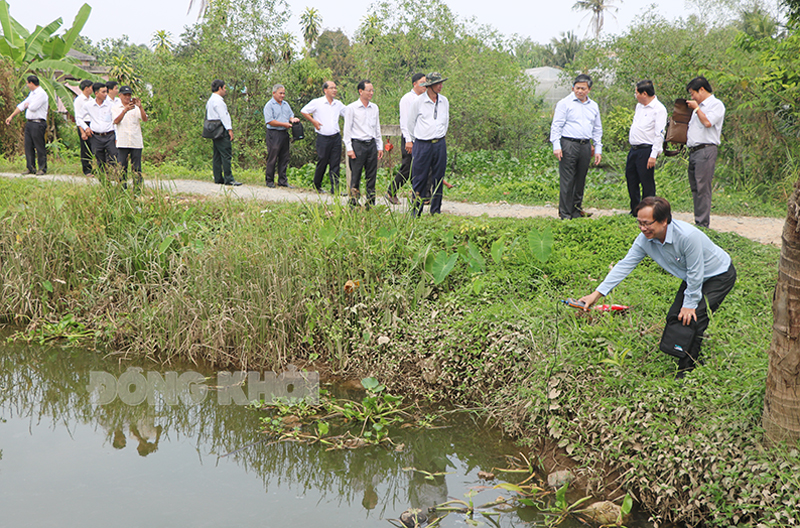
[112,86,148,190]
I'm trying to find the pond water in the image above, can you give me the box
[0,342,652,527]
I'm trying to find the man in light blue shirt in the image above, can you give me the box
[550,74,603,220]
[579,196,736,378]
[263,84,299,188]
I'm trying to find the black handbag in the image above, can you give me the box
[291,121,305,140]
[659,318,696,358]
[202,119,226,139]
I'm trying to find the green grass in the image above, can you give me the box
[0,169,795,527]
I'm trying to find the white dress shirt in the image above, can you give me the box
[550,93,603,154]
[687,94,725,147]
[85,98,115,134]
[399,90,421,142]
[206,93,232,130]
[407,92,449,142]
[17,86,49,120]
[343,100,382,152]
[73,92,91,130]
[629,95,668,159]
[300,96,345,136]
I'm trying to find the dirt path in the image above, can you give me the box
[2,172,785,246]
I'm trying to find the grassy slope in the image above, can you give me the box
[0,177,796,526]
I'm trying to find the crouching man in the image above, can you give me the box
[578,196,736,378]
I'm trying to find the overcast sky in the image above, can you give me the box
[10,0,704,50]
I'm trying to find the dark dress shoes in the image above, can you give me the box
[265,182,276,188]
[224,180,243,186]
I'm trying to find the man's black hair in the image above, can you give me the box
[79,79,93,91]
[573,73,593,88]
[411,73,425,85]
[92,82,106,93]
[357,79,372,92]
[686,76,713,94]
[211,79,225,93]
[27,75,40,86]
[106,80,118,91]
[635,196,672,224]
[636,80,655,97]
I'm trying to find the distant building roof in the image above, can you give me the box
[525,67,572,106]
[67,49,96,62]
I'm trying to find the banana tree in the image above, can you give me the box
[0,0,99,113]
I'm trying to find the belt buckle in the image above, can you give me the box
[431,138,439,144]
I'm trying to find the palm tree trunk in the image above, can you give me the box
[763,182,800,445]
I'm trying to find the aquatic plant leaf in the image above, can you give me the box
[428,251,458,285]
[527,227,553,263]
[490,237,505,264]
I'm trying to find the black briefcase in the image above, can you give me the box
[659,319,696,358]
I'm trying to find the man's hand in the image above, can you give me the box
[4,116,11,125]
[578,291,603,311]
[378,149,384,160]
[405,141,413,154]
[686,99,699,110]
[312,118,321,131]
[554,149,563,161]
[85,128,94,138]
[347,150,356,159]
[678,307,697,326]
[80,130,88,140]
[647,157,657,169]
[593,153,602,165]
[228,129,234,141]
[290,117,300,124]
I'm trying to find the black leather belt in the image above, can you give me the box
[28,119,46,123]
[93,131,114,136]
[630,144,652,150]
[562,137,590,144]
[688,143,714,153]
[417,137,445,144]
[353,138,374,144]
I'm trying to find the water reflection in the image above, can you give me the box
[0,342,526,527]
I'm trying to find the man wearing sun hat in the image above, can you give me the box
[407,72,449,216]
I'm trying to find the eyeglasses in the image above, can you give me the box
[637,219,656,227]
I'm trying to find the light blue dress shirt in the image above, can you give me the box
[597,219,731,309]
[550,93,603,154]
[264,98,294,130]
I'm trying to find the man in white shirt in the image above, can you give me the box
[112,86,147,191]
[685,76,725,228]
[550,74,603,219]
[84,82,118,176]
[106,81,123,109]
[301,81,346,194]
[626,80,667,215]
[386,73,426,205]
[73,79,94,176]
[5,75,49,175]
[205,79,241,186]
[407,72,450,216]
[344,80,383,208]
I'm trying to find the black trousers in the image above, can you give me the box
[212,135,233,184]
[388,138,434,199]
[411,138,447,216]
[24,120,47,173]
[558,138,591,219]
[265,129,290,186]
[349,139,378,206]
[666,262,737,368]
[77,126,92,175]
[625,146,655,214]
[314,133,341,192]
[118,148,143,188]
[90,132,118,175]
